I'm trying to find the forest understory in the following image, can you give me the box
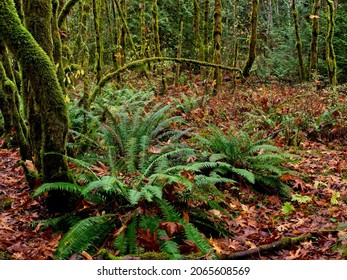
[1,78,347,260]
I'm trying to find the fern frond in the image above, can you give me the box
[184,222,215,258]
[156,199,181,222]
[127,216,138,254]
[113,231,128,255]
[139,215,160,233]
[158,229,182,260]
[55,214,115,259]
[33,182,82,197]
[230,167,255,184]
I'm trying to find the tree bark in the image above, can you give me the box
[0,0,70,183]
[243,0,259,78]
[309,0,320,80]
[292,0,305,81]
[92,0,103,83]
[213,0,223,94]
[325,0,337,86]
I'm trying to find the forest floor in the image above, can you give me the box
[1,79,347,260]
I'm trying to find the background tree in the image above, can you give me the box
[243,0,259,78]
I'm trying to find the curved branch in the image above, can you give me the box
[58,0,80,28]
[88,57,242,104]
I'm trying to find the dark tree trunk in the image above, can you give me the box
[243,0,259,78]
[292,0,305,81]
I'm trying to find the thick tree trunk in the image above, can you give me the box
[243,0,259,78]
[0,0,70,183]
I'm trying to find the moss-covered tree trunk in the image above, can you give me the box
[58,0,81,29]
[114,0,138,61]
[0,58,31,160]
[292,0,305,81]
[23,0,55,171]
[193,0,201,53]
[243,0,259,78]
[152,0,166,94]
[213,0,222,94]
[325,0,337,86]
[0,0,70,183]
[0,43,15,134]
[309,0,320,80]
[140,0,147,59]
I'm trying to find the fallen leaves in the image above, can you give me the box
[0,147,61,260]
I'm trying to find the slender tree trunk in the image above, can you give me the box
[325,0,337,86]
[201,0,210,89]
[13,0,24,22]
[292,0,305,81]
[52,0,66,95]
[213,0,222,94]
[243,0,259,78]
[175,21,183,87]
[0,57,31,160]
[140,0,147,59]
[193,0,201,52]
[0,0,70,183]
[92,0,103,83]
[152,0,161,58]
[309,0,320,80]
[152,0,166,94]
[203,0,210,65]
[58,0,80,29]
[114,0,139,60]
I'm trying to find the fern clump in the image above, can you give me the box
[193,125,297,197]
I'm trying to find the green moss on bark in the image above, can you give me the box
[0,0,70,183]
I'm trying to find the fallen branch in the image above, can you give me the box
[221,233,314,260]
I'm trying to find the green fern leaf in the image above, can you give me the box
[184,222,215,258]
[55,214,115,259]
[158,229,182,260]
[231,167,255,184]
[33,182,82,197]
[114,231,128,255]
[157,199,181,222]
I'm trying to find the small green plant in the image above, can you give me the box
[291,193,312,204]
[282,202,295,215]
[172,92,204,114]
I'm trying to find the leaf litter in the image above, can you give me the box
[1,81,347,259]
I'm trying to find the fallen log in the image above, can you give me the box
[222,233,314,260]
